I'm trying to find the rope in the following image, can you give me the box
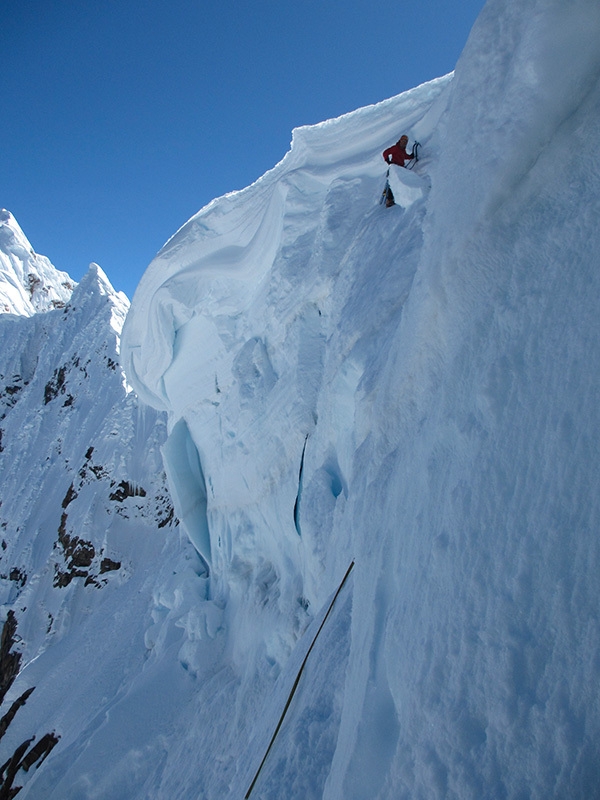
[245,560,355,798]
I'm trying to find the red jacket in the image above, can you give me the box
[382,142,413,167]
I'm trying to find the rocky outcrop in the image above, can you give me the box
[0,614,21,707]
[0,728,60,799]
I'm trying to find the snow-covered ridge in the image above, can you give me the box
[0,209,75,316]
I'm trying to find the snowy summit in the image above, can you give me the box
[3,0,600,798]
[0,209,75,316]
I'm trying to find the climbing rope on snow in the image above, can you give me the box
[245,559,356,798]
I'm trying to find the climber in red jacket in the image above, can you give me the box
[381,135,415,206]
[382,135,415,167]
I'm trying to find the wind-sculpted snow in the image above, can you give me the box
[2,0,599,797]
[122,76,446,414]
[122,76,447,592]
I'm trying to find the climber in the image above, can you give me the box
[381,135,415,207]
[382,135,415,168]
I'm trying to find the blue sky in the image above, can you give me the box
[2,0,485,299]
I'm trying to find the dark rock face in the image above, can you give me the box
[54,512,97,588]
[109,480,147,503]
[0,613,21,707]
[0,615,60,798]
[0,727,60,797]
[43,366,67,405]
[0,689,35,741]
[100,557,121,574]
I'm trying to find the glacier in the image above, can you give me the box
[2,0,600,797]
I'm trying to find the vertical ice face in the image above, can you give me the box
[102,0,600,796]
[120,75,451,609]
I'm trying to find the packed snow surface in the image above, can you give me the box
[1,0,600,797]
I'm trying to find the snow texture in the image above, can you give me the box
[2,0,600,797]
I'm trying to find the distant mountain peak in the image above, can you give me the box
[0,208,76,316]
[68,261,130,339]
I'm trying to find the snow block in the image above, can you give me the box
[387,166,429,209]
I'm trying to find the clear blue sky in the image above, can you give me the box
[2,0,485,299]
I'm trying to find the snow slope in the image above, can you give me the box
[121,0,600,797]
[0,248,198,798]
[0,0,599,797]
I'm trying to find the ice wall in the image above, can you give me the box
[121,73,451,615]
[120,1,600,796]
